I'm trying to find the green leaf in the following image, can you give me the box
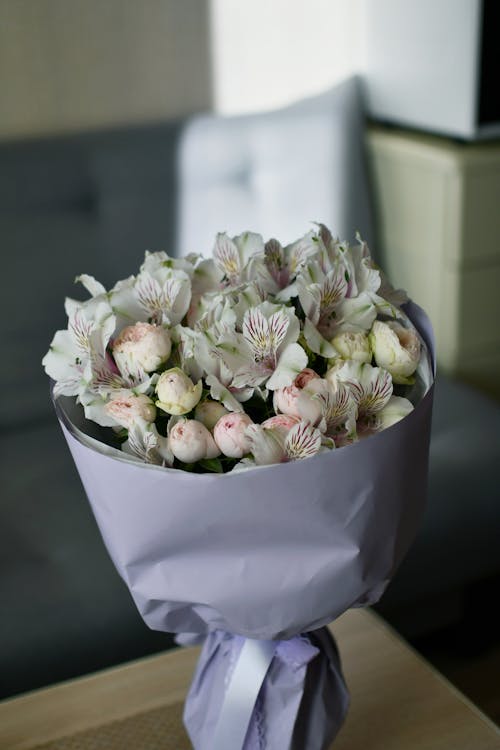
[199,458,224,473]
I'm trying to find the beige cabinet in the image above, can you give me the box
[367,126,500,399]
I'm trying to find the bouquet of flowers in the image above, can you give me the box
[43,224,434,749]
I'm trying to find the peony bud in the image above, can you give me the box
[104,392,156,429]
[213,412,254,458]
[156,368,203,415]
[370,321,421,384]
[332,331,371,363]
[168,418,220,463]
[195,400,229,431]
[261,414,299,440]
[113,322,171,374]
[273,368,322,425]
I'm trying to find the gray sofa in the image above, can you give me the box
[1,80,499,699]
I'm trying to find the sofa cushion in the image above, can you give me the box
[0,123,182,429]
[0,419,172,699]
[379,374,500,610]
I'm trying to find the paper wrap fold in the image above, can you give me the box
[54,302,435,749]
[182,627,349,750]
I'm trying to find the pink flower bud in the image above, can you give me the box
[113,322,171,374]
[273,368,322,425]
[104,392,156,429]
[213,412,254,458]
[261,414,300,439]
[169,418,220,463]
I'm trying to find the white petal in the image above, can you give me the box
[242,307,270,359]
[246,424,285,465]
[266,343,308,390]
[75,274,107,297]
[205,374,245,413]
[303,318,337,358]
[213,233,241,282]
[376,395,414,430]
[285,421,322,460]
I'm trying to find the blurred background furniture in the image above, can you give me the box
[1,76,500,701]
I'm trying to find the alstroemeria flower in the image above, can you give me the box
[370,320,421,384]
[123,419,173,466]
[134,265,191,326]
[297,262,348,340]
[306,379,357,445]
[245,420,325,466]
[262,233,318,299]
[213,231,265,288]
[43,274,115,397]
[335,361,393,435]
[213,302,308,391]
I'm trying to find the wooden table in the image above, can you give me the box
[1,609,498,750]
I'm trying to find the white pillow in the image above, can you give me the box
[177,76,373,255]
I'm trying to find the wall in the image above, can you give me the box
[0,0,212,140]
[210,0,365,114]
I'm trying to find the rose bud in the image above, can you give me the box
[332,331,371,363]
[169,418,220,463]
[113,322,171,374]
[369,320,421,384]
[261,414,300,439]
[195,400,229,431]
[213,412,254,458]
[273,368,322,425]
[104,392,156,429]
[156,368,203,415]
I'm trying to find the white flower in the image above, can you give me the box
[376,396,414,429]
[332,331,371,363]
[112,322,171,374]
[245,420,325,466]
[134,266,191,326]
[123,420,173,466]
[306,379,357,445]
[370,320,421,384]
[104,392,156,429]
[156,368,203,415]
[195,400,229,431]
[336,361,393,435]
[213,302,308,391]
[213,412,254,458]
[212,231,265,288]
[168,418,220,463]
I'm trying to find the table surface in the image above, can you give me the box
[1,609,499,750]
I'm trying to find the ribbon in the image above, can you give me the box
[211,637,276,750]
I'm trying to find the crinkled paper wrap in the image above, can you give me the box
[182,627,349,750]
[54,302,434,749]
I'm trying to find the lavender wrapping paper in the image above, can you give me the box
[183,628,349,750]
[54,302,434,749]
